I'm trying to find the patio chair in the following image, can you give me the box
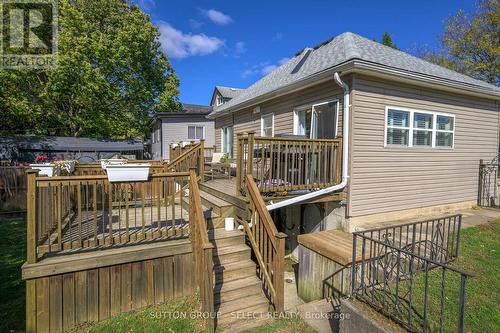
[205,153,232,180]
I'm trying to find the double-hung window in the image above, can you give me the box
[188,126,204,140]
[385,107,454,148]
[261,113,274,137]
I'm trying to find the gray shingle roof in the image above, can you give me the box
[156,103,212,116]
[215,86,243,99]
[209,32,499,117]
[0,136,144,151]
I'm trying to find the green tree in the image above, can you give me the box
[422,0,499,85]
[0,0,181,138]
[381,32,398,49]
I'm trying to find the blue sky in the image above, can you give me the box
[137,0,475,106]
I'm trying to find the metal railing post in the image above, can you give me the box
[351,233,357,295]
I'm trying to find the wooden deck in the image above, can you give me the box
[298,230,364,266]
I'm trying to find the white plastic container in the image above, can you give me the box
[105,163,151,182]
[224,217,235,231]
[30,163,57,177]
[100,159,127,169]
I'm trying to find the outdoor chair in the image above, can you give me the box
[205,152,232,180]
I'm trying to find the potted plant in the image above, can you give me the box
[105,163,151,182]
[30,154,58,177]
[52,157,77,174]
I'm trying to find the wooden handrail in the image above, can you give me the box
[189,169,214,328]
[236,174,286,313]
[165,141,205,181]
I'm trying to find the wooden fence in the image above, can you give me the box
[236,132,342,195]
[236,175,286,313]
[0,165,28,210]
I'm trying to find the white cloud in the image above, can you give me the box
[158,22,224,59]
[189,19,203,29]
[241,57,290,78]
[201,8,233,25]
[234,41,246,56]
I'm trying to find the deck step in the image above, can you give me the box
[199,182,248,209]
[217,294,269,325]
[199,190,235,217]
[213,259,256,284]
[214,275,262,304]
[213,244,251,264]
[209,228,245,248]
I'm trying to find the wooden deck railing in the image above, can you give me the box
[236,132,342,195]
[169,141,200,161]
[26,170,193,262]
[189,169,214,328]
[236,174,286,313]
[165,140,205,181]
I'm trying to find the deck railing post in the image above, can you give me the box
[275,232,287,314]
[246,131,255,182]
[236,133,244,195]
[199,140,205,182]
[26,169,38,264]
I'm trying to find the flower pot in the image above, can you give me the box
[105,163,151,182]
[30,163,58,177]
[100,159,127,169]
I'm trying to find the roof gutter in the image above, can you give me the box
[266,72,350,211]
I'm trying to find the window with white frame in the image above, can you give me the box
[385,107,454,148]
[261,113,274,137]
[188,126,204,140]
[216,95,224,106]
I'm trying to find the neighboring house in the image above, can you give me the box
[210,86,243,107]
[0,136,145,163]
[208,32,500,229]
[150,103,215,161]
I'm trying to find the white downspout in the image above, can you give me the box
[266,72,350,211]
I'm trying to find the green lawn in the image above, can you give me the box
[411,219,500,332]
[0,219,26,333]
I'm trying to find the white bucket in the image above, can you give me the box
[224,217,235,231]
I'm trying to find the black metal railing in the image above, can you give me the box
[478,157,499,208]
[351,215,473,333]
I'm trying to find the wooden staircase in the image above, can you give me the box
[210,229,271,331]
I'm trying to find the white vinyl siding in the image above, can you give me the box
[385,106,455,149]
[350,75,499,218]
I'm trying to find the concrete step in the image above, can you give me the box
[213,259,256,284]
[213,244,251,264]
